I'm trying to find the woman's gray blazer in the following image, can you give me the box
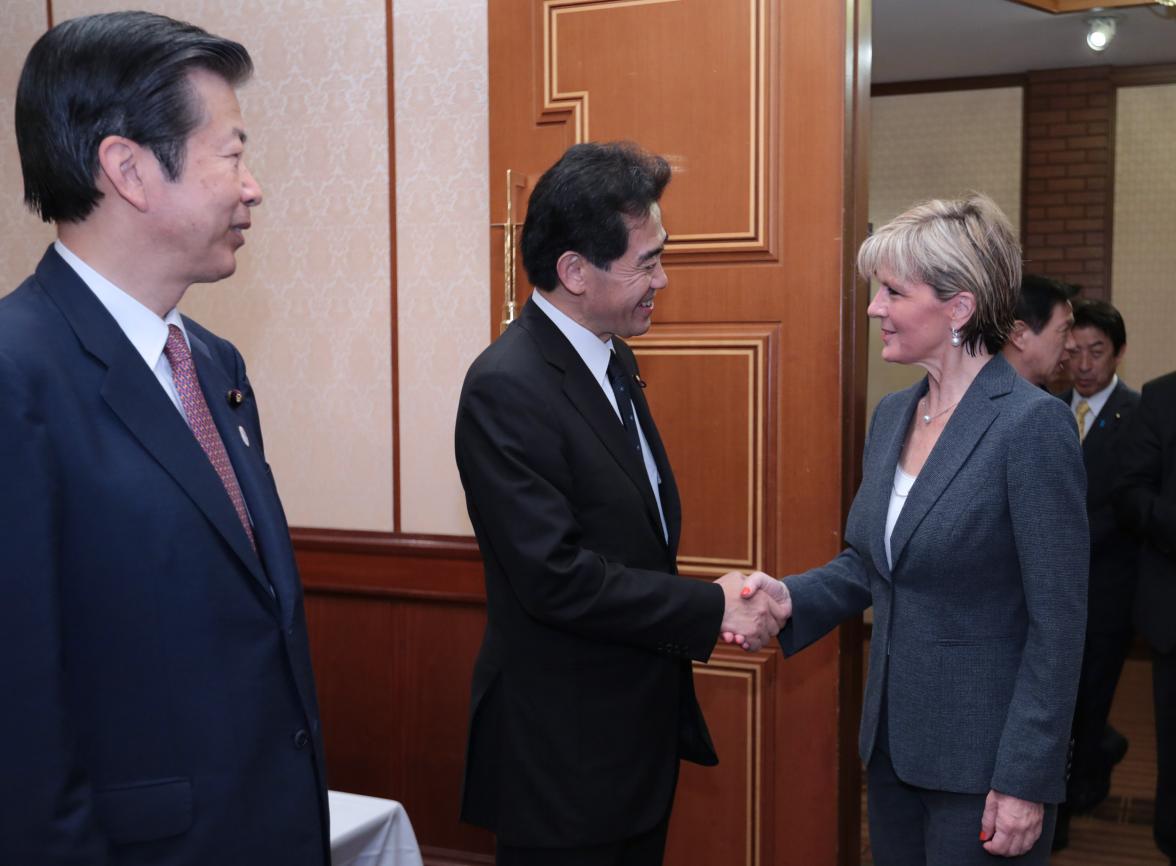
[779,354,1088,804]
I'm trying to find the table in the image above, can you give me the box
[329,790,423,866]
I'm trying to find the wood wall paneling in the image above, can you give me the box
[298,534,495,860]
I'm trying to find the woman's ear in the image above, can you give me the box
[952,291,977,328]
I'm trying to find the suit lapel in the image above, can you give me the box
[621,344,680,555]
[518,302,667,544]
[36,249,272,600]
[888,357,1010,570]
[187,329,294,611]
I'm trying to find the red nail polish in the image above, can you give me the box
[741,587,751,597]
[979,831,989,842]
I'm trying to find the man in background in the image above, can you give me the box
[1001,273,1076,388]
[1115,369,1176,866]
[454,142,786,866]
[1053,298,1139,850]
[0,12,328,864]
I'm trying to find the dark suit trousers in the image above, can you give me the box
[1155,646,1176,859]
[494,815,670,866]
[867,708,1056,866]
[1070,627,1134,790]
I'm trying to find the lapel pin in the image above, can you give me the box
[634,374,647,389]
[227,389,245,407]
[239,426,250,447]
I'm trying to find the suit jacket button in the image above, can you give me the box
[293,729,311,749]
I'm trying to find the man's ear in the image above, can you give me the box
[96,135,150,213]
[1008,319,1030,351]
[555,250,590,297]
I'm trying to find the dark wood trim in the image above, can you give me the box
[46,0,53,27]
[872,73,1025,97]
[839,2,870,863]
[291,527,479,558]
[385,0,402,533]
[1105,83,1118,299]
[1028,65,1112,83]
[1112,62,1176,87]
[1018,70,1030,252]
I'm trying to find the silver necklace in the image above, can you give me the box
[921,396,959,425]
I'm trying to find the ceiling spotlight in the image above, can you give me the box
[1085,16,1119,52]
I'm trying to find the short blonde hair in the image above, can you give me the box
[858,192,1021,355]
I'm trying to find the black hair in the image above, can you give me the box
[1072,297,1127,354]
[1015,274,1078,334]
[520,141,671,291]
[16,11,253,224]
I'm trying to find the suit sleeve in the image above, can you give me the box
[1114,380,1176,558]
[775,397,882,655]
[991,397,1088,803]
[776,548,873,655]
[0,352,109,863]
[455,365,724,660]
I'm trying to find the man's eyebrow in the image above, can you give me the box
[636,232,670,264]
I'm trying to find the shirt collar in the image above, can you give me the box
[55,240,188,365]
[531,290,616,386]
[1071,373,1119,420]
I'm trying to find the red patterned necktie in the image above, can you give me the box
[163,324,256,550]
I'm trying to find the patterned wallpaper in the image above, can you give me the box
[393,0,487,535]
[0,3,54,294]
[867,88,1024,415]
[28,0,396,531]
[1113,84,1176,388]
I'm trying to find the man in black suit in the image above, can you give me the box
[1001,273,1076,388]
[1115,369,1176,866]
[454,142,787,866]
[1054,298,1139,849]
[0,13,327,864]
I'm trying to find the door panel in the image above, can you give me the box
[489,1,868,862]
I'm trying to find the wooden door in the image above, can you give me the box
[489,1,870,863]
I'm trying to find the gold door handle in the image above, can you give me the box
[492,169,527,334]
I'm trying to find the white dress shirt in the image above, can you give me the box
[1069,374,1119,430]
[531,291,668,542]
[55,240,191,422]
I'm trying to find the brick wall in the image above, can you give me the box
[1022,67,1114,299]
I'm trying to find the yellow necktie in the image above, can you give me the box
[1076,400,1091,442]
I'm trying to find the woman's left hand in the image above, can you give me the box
[979,789,1044,857]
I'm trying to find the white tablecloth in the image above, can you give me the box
[329,790,423,866]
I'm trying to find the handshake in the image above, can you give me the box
[715,571,792,652]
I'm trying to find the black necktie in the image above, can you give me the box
[606,350,644,459]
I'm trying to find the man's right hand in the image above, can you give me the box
[715,571,791,652]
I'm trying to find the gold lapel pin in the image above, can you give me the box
[634,374,647,389]
[226,389,245,407]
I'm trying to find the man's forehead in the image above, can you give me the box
[1072,325,1109,344]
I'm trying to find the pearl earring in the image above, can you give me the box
[950,326,962,347]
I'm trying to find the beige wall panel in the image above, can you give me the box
[394,0,488,535]
[1113,84,1176,388]
[45,0,394,531]
[0,3,54,294]
[867,88,1022,417]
